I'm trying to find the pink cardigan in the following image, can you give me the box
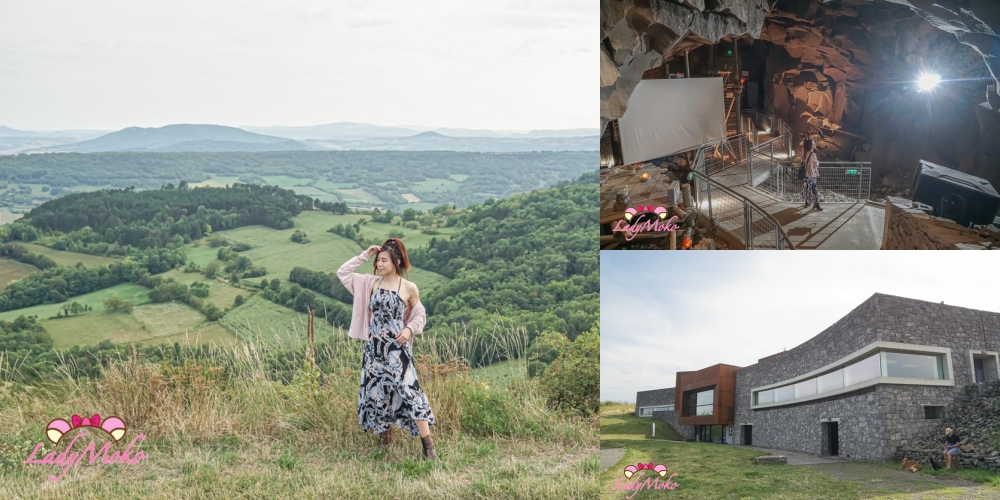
[336,250,427,341]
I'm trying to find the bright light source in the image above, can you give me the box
[916,73,941,92]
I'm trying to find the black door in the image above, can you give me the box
[975,358,986,383]
[743,425,753,446]
[829,422,839,456]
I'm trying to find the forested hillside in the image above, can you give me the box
[0,150,593,208]
[409,174,599,364]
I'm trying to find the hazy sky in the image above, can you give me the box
[0,0,594,131]
[601,251,1000,403]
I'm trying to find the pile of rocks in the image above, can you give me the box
[881,197,1000,250]
[897,380,1000,471]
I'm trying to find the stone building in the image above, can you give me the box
[636,293,1000,461]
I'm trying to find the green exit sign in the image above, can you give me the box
[846,170,859,175]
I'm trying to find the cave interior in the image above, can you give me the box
[631,0,1000,198]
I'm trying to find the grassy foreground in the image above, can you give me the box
[0,331,598,499]
[599,404,1000,499]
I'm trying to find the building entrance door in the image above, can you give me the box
[743,425,752,446]
[822,421,839,457]
[829,422,839,456]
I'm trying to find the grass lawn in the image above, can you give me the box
[0,258,36,291]
[449,174,469,182]
[218,296,321,349]
[599,406,1000,499]
[40,301,236,349]
[14,243,120,267]
[0,283,150,323]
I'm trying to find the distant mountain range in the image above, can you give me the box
[0,123,598,154]
[243,122,598,140]
[306,131,597,152]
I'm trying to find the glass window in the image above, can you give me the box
[774,385,794,402]
[884,352,943,379]
[817,369,844,394]
[794,378,816,399]
[924,406,944,419]
[696,404,713,416]
[696,390,714,406]
[844,353,881,386]
[756,389,773,405]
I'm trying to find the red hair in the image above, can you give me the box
[373,237,410,278]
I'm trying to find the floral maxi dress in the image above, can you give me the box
[357,278,436,438]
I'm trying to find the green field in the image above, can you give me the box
[412,178,461,194]
[187,174,242,188]
[0,282,150,322]
[42,301,236,349]
[14,242,120,267]
[218,295,321,349]
[181,244,223,268]
[211,211,448,290]
[449,174,469,182]
[468,359,527,389]
[159,268,251,310]
[0,258,36,291]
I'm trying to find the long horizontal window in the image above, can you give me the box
[754,350,947,406]
[638,405,674,417]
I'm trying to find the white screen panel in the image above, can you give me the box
[618,78,726,165]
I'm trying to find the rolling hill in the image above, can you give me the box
[31,124,309,153]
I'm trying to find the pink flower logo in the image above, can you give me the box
[46,414,127,444]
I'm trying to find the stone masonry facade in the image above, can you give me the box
[634,387,695,440]
[734,294,1000,461]
[634,387,674,416]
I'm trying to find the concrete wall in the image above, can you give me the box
[734,294,1000,461]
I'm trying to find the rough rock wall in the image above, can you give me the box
[881,196,999,249]
[761,0,1000,194]
[600,0,773,133]
[905,380,1000,471]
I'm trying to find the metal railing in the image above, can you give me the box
[695,133,754,176]
[692,150,794,250]
[743,110,793,143]
[747,150,873,203]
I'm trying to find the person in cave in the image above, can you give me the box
[337,238,438,460]
[802,139,822,211]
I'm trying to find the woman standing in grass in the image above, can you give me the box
[337,237,438,459]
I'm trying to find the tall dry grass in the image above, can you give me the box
[0,317,595,453]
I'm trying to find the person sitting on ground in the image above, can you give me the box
[943,427,961,469]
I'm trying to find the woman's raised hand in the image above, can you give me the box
[366,245,381,257]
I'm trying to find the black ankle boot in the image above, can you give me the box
[420,434,438,460]
[378,428,392,447]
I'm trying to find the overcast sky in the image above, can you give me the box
[601,251,1000,403]
[0,0,594,131]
